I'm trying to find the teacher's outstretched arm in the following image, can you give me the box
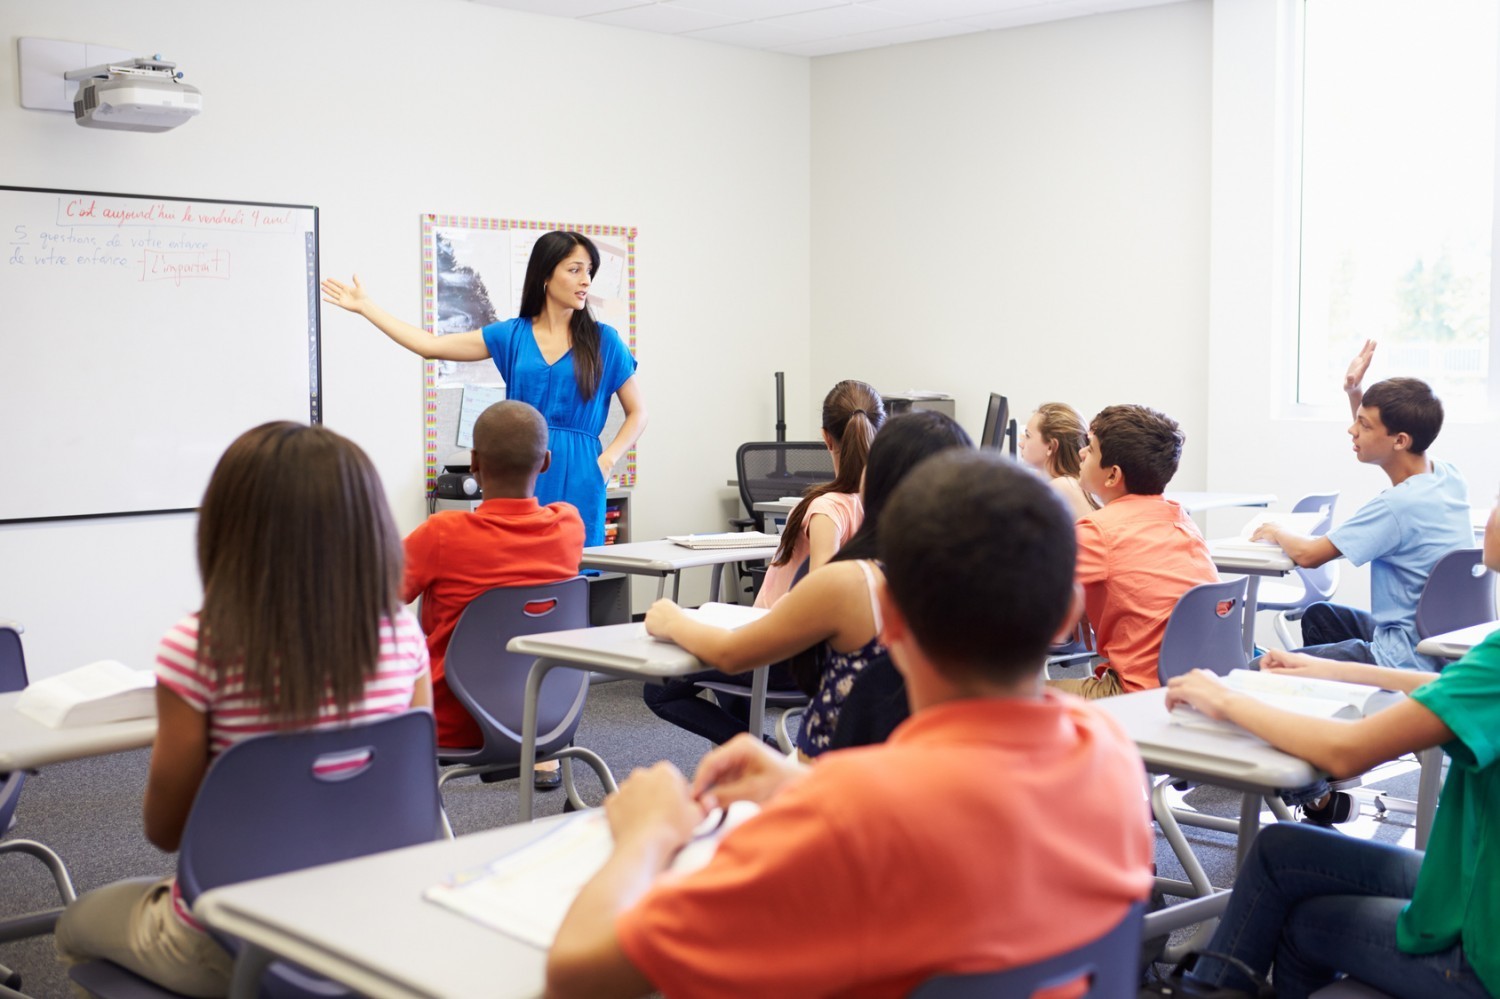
[321,274,490,363]
[599,375,649,480]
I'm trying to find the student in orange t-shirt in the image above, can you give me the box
[545,451,1153,999]
[403,400,584,788]
[1048,404,1218,700]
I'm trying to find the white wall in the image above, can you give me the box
[807,2,1213,487]
[0,0,812,677]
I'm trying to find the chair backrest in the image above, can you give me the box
[176,709,442,907]
[910,902,1145,998]
[0,621,28,693]
[0,622,28,834]
[1290,492,1340,600]
[1157,578,1249,683]
[1416,548,1495,639]
[736,442,836,526]
[443,578,591,759]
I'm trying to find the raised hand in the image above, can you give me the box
[1344,339,1377,395]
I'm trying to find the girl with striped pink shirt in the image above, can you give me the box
[54,422,432,997]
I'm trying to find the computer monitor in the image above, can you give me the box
[980,393,1017,457]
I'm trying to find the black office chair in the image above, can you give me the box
[733,442,835,596]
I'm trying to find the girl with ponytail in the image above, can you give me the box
[755,380,885,609]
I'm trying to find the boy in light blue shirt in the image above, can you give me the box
[1254,341,1472,672]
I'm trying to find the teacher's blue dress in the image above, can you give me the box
[480,318,637,547]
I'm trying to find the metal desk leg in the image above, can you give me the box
[655,575,667,601]
[671,571,681,603]
[748,665,768,738]
[228,942,275,999]
[519,657,561,823]
[1415,746,1442,849]
[1236,792,1262,868]
[1241,575,1262,661]
[708,563,722,603]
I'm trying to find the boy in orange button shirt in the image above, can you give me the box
[545,451,1153,999]
[402,400,584,784]
[1049,404,1218,699]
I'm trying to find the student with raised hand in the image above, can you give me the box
[54,423,431,997]
[643,411,971,756]
[402,400,584,790]
[1019,401,1099,519]
[1047,404,1217,699]
[547,450,1154,999]
[1160,500,1500,999]
[753,379,885,609]
[322,230,646,547]
[1251,340,1471,670]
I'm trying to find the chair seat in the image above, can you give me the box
[693,680,809,707]
[1253,577,1317,612]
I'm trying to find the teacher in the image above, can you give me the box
[323,231,647,547]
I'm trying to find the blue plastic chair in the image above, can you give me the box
[1415,548,1494,640]
[69,710,443,999]
[0,621,78,987]
[1157,578,1250,683]
[1255,493,1342,648]
[436,578,617,817]
[910,902,1144,997]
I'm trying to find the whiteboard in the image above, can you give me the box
[420,215,637,487]
[0,187,319,523]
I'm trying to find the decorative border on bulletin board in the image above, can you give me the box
[420,214,638,494]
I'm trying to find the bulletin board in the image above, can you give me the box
[420,214,638,491]
[0,186,319,523]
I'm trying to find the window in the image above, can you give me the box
[1296,0,1498,415]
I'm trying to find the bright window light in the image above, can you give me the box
[1297,0,1498,415]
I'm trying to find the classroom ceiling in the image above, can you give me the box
[467,0,1185,56]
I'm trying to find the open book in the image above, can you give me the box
[648,602,766,642]
[667,531,780,550]
[425,801,759,948]
[1170,668,1386,734]
[1210,511,1327,555]
[15,660,156,728]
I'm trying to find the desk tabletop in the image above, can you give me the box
[580,539,778,573]
[0,691,157,771]
[1167,491,1277,513]
[199,818,570,999]
[508,610,767,677]
[1208,540,1295,576]
[1092,688,1318,793]
[751,499,798,515]
[1415,620,1500,661]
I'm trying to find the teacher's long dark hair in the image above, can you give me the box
[517,230,605,400]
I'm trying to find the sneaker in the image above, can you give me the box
[1299,791,1356,826]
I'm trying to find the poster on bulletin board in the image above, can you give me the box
[420,214,638,492]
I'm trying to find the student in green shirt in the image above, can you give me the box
[1162,503,1500,999]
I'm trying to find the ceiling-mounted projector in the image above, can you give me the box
[66,57,201,132]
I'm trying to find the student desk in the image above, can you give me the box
[0,692,156,772]
[580,539,778,604]
[1208,542,1295,660]
[0,693,157,945]
[199,815,571,999]
[1415,620,1500,660]
[508,613,769,821]
[1094,688,1317,893]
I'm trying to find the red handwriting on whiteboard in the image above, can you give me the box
[139,249,230,285]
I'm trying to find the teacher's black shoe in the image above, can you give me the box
[533,767,562,791]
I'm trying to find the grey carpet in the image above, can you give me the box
[0,678,1424,998]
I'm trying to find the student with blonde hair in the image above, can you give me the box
[1019,401,1098,519]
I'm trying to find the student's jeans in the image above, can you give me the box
[1187,824,1488,999]
[1294,602,1380,664]
[642,663,795,746]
